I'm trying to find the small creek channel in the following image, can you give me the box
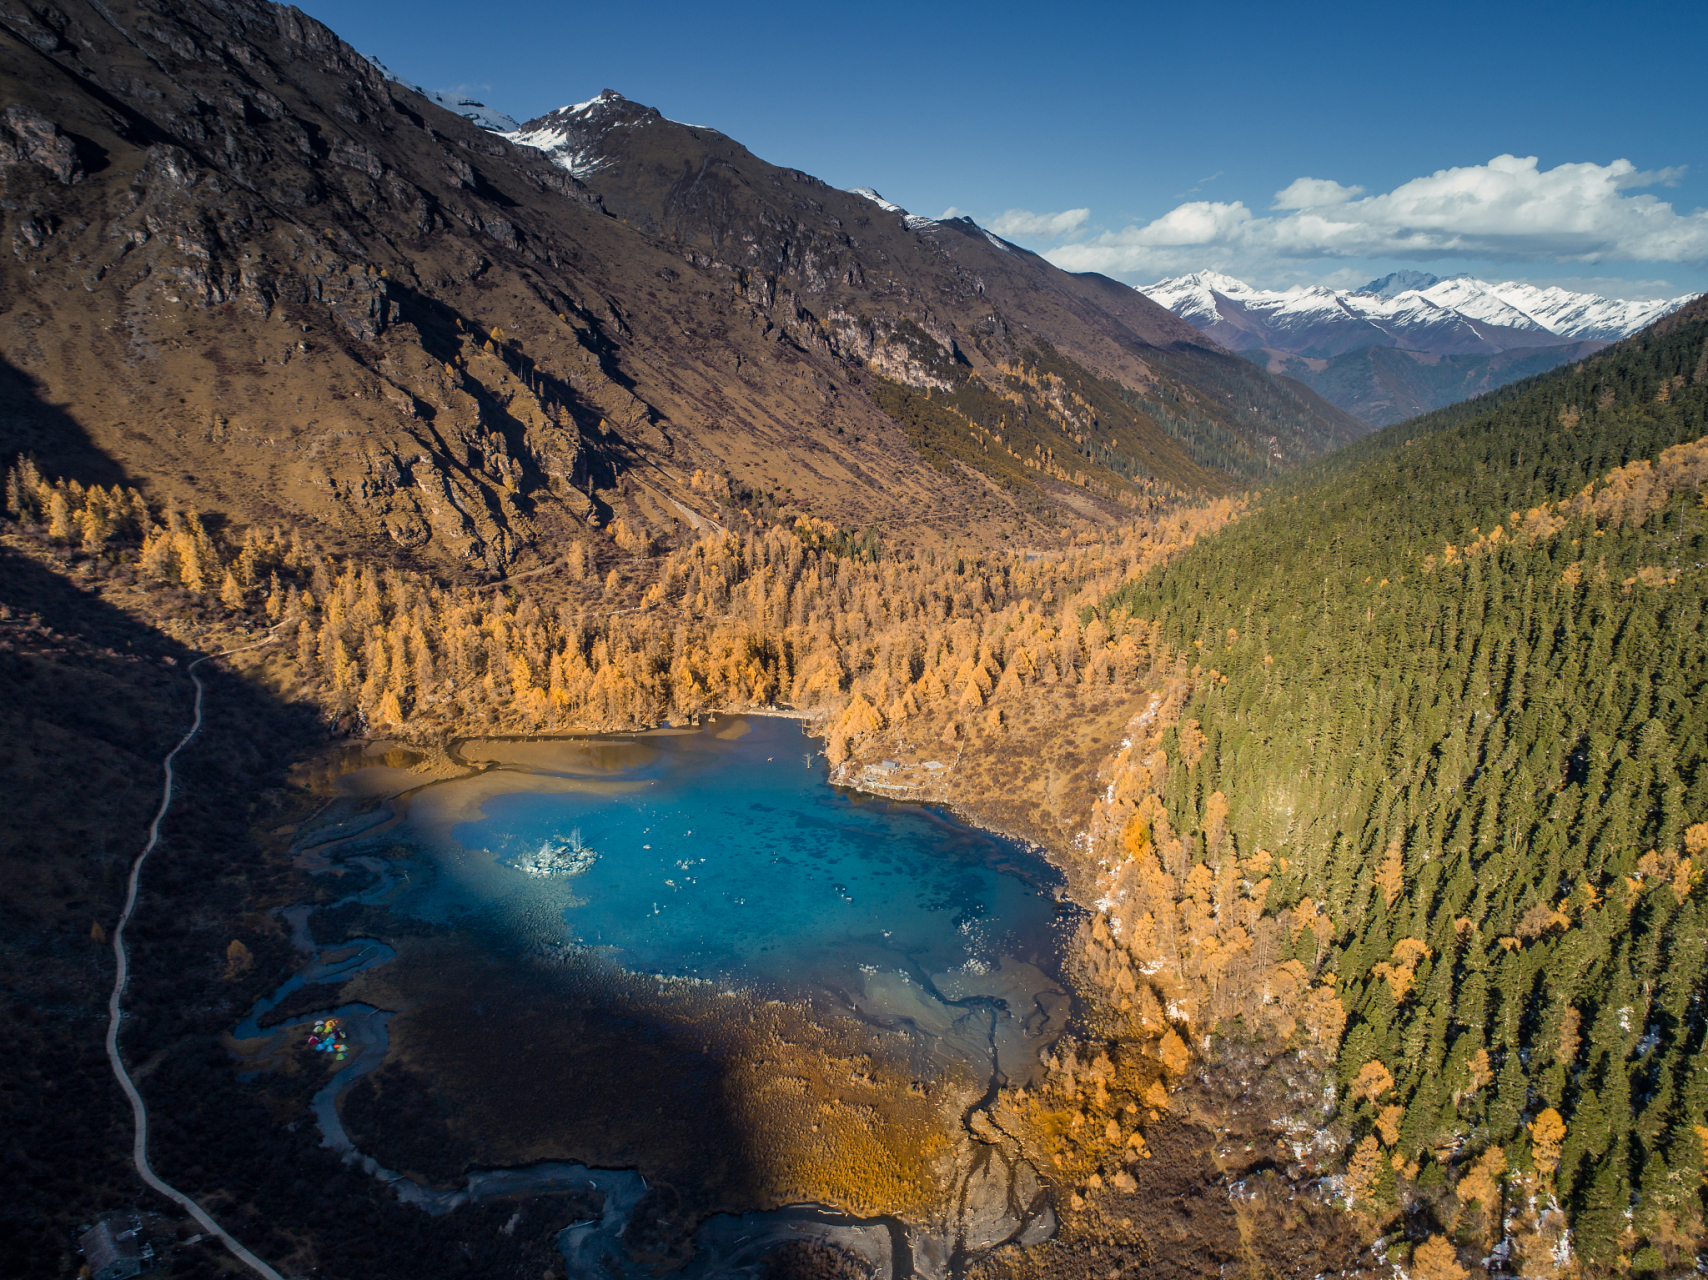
[231,717,1074,1277]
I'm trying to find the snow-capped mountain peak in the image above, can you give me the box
[1138,271,1266,327]
[501,91,662,180]
[1141,271,1699,356]
[1414,277,1550,334]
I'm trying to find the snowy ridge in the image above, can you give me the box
[849,187,905,214]
[1141,271,1699,356]
[364,56,519,133]
[1481,282,1690,341]
[849,188,982,237]
[500,91,638,179]
[502,124,613,178]
[848,188,936,229]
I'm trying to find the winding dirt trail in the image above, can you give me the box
[104,629,287,1280]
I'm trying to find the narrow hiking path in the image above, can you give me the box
[104,628,288,1280]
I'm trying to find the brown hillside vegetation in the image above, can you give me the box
[0,0,1361,585]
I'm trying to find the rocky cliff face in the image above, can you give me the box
[506,92,1366,482]
[0,1,1360,577]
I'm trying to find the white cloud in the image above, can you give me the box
[1272,177,1364,209]
[986,207,1090,239]
[1046,155,1708,282]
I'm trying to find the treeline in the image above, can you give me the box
[1083,298,1708,1273]
[2,456,1238,750]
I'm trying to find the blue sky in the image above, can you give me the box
[306,0,1708,299]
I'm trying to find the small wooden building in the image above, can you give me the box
[77,1217,151,1280]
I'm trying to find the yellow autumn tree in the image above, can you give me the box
[1377,839,1404,909]
[1456,1144,1507,1238]
[1352,1059,1395,1103]
[1157,1029,1189,1077]
[224,939,253,978]
[376,688,405,727]
[1529,1108,1566,1177]
[47,488,73,541]
[1412,1236,1468,1280]
[1376,1104,1405,1146]
[1343,1134,1384,1205]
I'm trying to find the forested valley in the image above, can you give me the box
[6,300,1705,1280]
[1051,295,1708,1276]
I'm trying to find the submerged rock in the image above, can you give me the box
[506,829,598,877]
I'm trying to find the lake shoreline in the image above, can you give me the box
[358,703,1083,910]
[253,714,1077,1274]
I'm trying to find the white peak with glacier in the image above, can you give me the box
[1141,270,1699,355]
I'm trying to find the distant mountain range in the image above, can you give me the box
[1142,271,1694,354]
[1139,271,1700,426]
[444,86,1689,435]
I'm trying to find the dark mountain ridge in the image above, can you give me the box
[0,4,1362,583]
[508,90,1367,485]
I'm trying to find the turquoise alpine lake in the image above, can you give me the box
[391,715,1070,1002]
[231,715,1073,1276]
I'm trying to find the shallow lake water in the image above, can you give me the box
[240,716,1073,1276]
[398,717,1064,1000]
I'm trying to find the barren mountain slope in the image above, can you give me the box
[0,0,983,576]
[512,92,1366,480]
[0,5,1363,578]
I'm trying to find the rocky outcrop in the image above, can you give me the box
[0,103,83,184]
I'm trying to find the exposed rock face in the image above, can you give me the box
[0,0,1362,575]
[505,91,1366,480]
[0,103,83,184]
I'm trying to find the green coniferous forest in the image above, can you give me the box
[1105,297,1708,1270]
